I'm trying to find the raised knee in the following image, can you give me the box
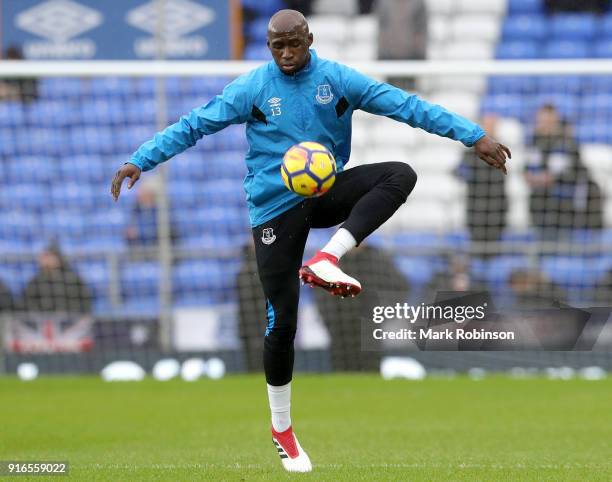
[393,163,417,198]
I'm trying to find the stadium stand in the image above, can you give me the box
[0,0,611,328]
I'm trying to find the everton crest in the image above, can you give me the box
[315,84,334,105]
[261,227,276,245]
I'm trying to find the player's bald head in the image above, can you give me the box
[268,9,309,37]
[267,9,313,75]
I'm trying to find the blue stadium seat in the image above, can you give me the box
[244,44,270,60]
[4,156,56,184]
[169,150,246,181]
[168,152,208,181]
[0,185,49,212]
[124,98,157,126]
[50,182,111,211]
[173,207,250,238]
[549,14,597,41]
[0,262,37,294]
[16,128,65,156]
[58,155,108,183]
[167,181,202,208]
[78,100,126,125]
[246,18,270,42]
[38,78,87,99]
[480,94,527,120]
[502,15,548,41]
[26,100,77,127]
[42,211,87,240]
[540,256,606,289]
[129,78,156,97]
[469,255,531,292]
[115,125,156,153]
[173,258,241,304]
[69,126,116,155]
[580,94,612,119]
[600,14,612,38]
[487,75,537,95]
[544,40,590,59]
[0,127,19,155]
[86,209,127,239]
[594,39,612,58]
[0,239,35,255]
[204,151,247,180]
[74,237,125,253]
[189,76,230,96]
[87,77,132,98]
[75,261,110,300]
[495,41,540,59]
[199,179,246,207]
[120,296,160,316]
[0,102,25,127]
[0,211,39,241]
[213,125,248,151]
[536,75,584,95]
[584,75,612,92]
[576,121,612,143]
[241,0,284,16]
[179,233,248,250]
[508,0,543,14]
[394,256,445,287]
[121,261,160,297]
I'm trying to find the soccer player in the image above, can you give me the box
[111,9,511,473]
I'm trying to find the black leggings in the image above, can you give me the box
[252,162,417,385]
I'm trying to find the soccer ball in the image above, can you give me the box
[281,142,336,197]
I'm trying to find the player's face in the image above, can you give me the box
[267,31,313,75]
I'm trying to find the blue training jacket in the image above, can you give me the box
[128,50,485,227]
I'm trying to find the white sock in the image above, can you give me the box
[321,228,357,260]
[268,382,291,432]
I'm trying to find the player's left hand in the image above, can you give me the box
[474,136,511,175]
[111,163,141,201]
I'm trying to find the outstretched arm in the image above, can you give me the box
[111,77,250,200]
[343,67,511,173]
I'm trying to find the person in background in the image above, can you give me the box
[125,175,176,248]
[456,114,508,253]
[313,242,411,371]
[423,255,488,303]
[525,104,602,238]
[376,0,427,90]
[508,268,567,309]
[0,45,38,103]
[21,242,92,313]
[0,278,14,312]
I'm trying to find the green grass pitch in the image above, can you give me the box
[1,375,610,481]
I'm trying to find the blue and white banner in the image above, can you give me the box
[1,0,235,59]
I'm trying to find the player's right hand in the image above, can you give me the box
[111,163,141,201]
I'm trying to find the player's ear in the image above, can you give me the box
[307,33,313,47]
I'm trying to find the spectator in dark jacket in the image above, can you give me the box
[526,104,603,238]
[0,279,14,312]
[0,46,38,103]
[21,243,92,313]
